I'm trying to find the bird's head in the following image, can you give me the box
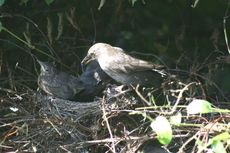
[37,60,56,75]
[81,43,111,65]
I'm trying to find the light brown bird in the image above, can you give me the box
[81,43,166,87]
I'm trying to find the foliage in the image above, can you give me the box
[187,99,212,114]
[0,0,230,152]
[0,0,5,6]
[151,116,172,145]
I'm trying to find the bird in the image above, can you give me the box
[81,43,167,88]
[77,60,112,101]
[37,60,85,100]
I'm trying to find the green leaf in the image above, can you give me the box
[150,116,172,145]
[211,141,227,153]
[0,0,5,6]
[44,0,54,6]
[211,132,230,143]
[98,0,106,10]
[187,99,212,114]
[131,0,138,6]
[20,0,29,5]
[0,22,3,32]
[208,132,230,153]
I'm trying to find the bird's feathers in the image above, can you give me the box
[83,43,166,86]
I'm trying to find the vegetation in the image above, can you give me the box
[0,0,230,152]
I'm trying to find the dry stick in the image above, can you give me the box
[196,118,224,153]
[223,1,230,54]
[135,82,196,114]
[224,17,230,54]
[101,96,116,153]
[77,134,154,145]
[75,133,189,148]
[191,0,200,8]
[0,144,13,149]
[44,117,62,136]
[168,82,196,115]
[134,84,151,106]
[178,131,200,153]
[59,145,71,152]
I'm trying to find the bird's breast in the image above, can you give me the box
[97,55,129,84]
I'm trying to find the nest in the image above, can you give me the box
[0,79,230,153]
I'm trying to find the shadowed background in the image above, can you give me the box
[0,1,230,152]
[0,0,229,101]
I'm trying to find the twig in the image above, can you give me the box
[76,134,155,146]
[134,84,151,106]
[168,82,196,115]
[44,117,62,136]
[191,0,200,8]
[223,1,230,54]
[101,96,116,153]
[178,131,200,153]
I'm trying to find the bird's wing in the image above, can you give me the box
[112,51,164,73]
[112,47,125,52]
[53,72,82,89]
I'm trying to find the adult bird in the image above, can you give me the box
[37,60,84,100]
[81,43,166,88]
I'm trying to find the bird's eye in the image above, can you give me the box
[90,52,95,57]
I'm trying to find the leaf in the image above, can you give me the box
[47,16,53,44]
[209,132,230,153]
[44,0,54,6]
[98,0,106,10]
[211,132,230,143]
[150,116,172,145]
[56,13,63,40]
[0,0,5,6]
[187,99,212,114]
[211,141,227,153]
[0,21,3,32]
[20,0,29,5]
[131,0,138,6]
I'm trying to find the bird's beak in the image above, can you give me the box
[37,60,46,71]
[81,54,94,66]
[81,55,93,71]
[37,59,42,65]
[37,59,45,67]
[36,60,51,72]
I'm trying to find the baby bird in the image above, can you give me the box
[77,60,112,101]
[37,60,84,100]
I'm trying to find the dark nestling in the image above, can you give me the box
[37,60,84,100]
[77,60,112,101]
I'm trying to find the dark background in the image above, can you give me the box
[0,0,229,100]
[0,1,230,152]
